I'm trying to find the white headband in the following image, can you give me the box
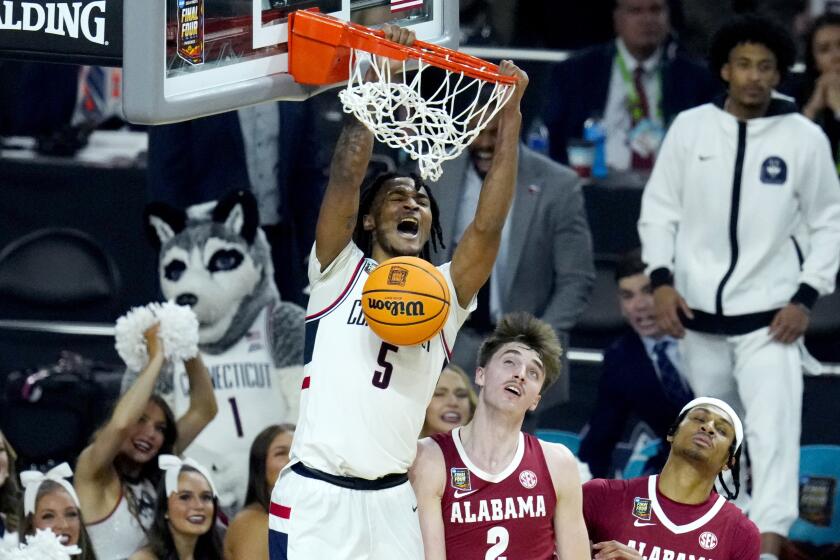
[20,463,81,516]
[680,397,744,452]
[158,455,218,498]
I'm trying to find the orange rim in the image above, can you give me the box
[289,9,518,85]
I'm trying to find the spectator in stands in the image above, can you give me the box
[224,424,295,560]
[419,365,477,438]
[0,430,20,546]
[795,12,840,165]
[578,250,693,478]
[75,325,217,560]
[130,456,223,560]
[431,103,595,422]
[544,0,718,173]
[639,15,840,559]
[18,463,97,559]
[147,100,328,306]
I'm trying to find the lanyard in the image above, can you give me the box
[616,49,663,122]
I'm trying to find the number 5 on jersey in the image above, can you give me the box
[372,342,399,389]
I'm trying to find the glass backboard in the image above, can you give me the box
[123,0,456,124]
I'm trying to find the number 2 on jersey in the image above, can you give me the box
[486,526,509,560]
[372,342,399,389]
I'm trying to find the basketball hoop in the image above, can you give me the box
[288,9,518,181]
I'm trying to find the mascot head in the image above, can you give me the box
[144,190,277,349]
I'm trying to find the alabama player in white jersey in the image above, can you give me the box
[268,26,529,560]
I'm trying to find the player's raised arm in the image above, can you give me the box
[314,25,416,270]
[540,441,590,559]
[410,439,448,560]
[449,61,528,308]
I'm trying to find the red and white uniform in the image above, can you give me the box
[433,426,558,560]
[583,476,760,560]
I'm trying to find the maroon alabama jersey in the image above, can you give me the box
[432,427,558,560]
[583,476,760,560]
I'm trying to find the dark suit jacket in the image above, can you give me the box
[578,331,688,478]
[544,41,719,164]
[430,145,595,406]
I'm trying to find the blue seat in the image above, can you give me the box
[622,439,662,479]
[535,429,581,455]
[789,445,840,546]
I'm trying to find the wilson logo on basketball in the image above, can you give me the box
[0,0,107,45]
[366,298,425,317]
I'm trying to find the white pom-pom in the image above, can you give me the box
[115,305,158,371]
[7,529,81,560]
[114,302,199,369]
[154,301,199,362]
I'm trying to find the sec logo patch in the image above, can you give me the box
[699,531,718,550]
[519,470,537,489]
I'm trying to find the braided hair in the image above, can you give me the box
[353,171,445,262]
[666,410,741,500]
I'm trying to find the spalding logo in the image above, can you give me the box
[366,298,425,317]
[0,1,108,45]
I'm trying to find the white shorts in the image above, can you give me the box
[268,464,423,560]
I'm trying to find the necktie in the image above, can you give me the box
[653,340,692,405]
[631,66,654,170]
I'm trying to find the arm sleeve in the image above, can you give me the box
[795,129,840,297]
[581,479,612,542]
[638,114,686,276]
[578,349,632,478]
[537,179,596,332]
[731,516,761,560]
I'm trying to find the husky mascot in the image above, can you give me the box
[123,189,304,512]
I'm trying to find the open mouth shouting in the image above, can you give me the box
[397,217,420,238]
[441,410,463,425]
[133,438,154,454]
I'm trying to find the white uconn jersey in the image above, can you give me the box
[292,242,474,479]
[172,305,293,508]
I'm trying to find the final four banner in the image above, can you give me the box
[0,0,123,65]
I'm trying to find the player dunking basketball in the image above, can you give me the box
[268,25,529,560]
[584,397,760,559]
[411,312,590,559]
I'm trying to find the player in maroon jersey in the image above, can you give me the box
[410,312,590,560]
[584,397,760,559]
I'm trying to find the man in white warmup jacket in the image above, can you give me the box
[638,15,840,560]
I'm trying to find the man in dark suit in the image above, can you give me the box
[544,0,718,171]
[578,251,693,478]
[147,99,327,306]
[430,111,595,420]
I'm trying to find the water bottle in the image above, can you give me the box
[583,115,608,179]
[526,117,550,156]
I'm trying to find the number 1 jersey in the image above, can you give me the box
[290,242,475,479]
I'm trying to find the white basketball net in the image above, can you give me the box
[338,50,515,182]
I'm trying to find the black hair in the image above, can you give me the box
[804,12,840,84]
[147,465,224,560]
[244,423,295,513]
[708,14,796,82]
[666,409,741,500]
[614,248,646,284]
[352,171,445,261]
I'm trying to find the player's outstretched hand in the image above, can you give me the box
[498,60,529,109]
[653,285,693,339]
[592,540,643,559]
[769,303,809,344]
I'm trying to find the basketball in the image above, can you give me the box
[361,257,451,346]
